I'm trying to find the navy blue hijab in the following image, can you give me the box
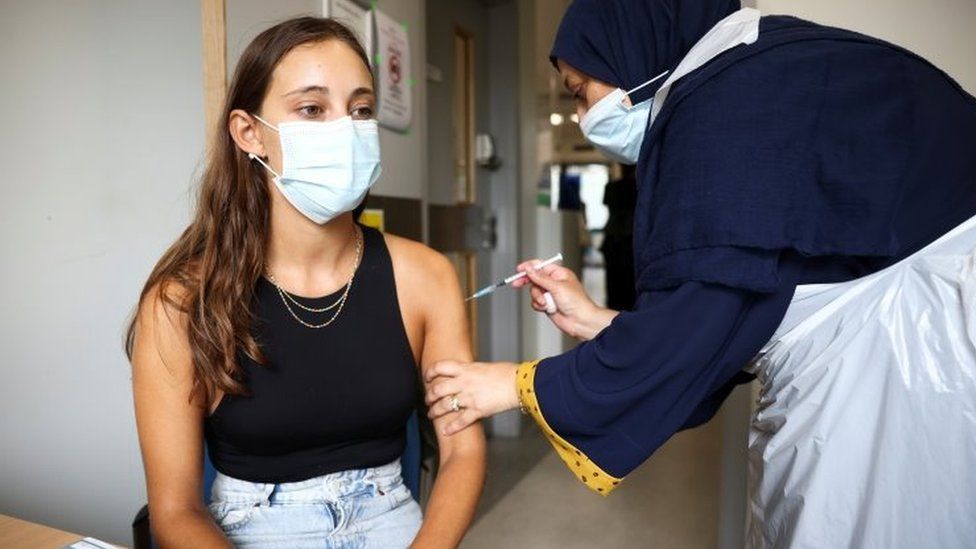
[551,3,976,292]
[550,0,738,93]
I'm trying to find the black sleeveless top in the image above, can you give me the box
[204,227,420,483]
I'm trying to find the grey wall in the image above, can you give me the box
[0,0,204,544]
[716,384,753,549]
[425,0,491,208]
[226,0,321,72]
[517,0,541,360]
[484,0,522,366]
[425,0,495,356]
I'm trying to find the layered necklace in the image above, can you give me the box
[264,226,363,329]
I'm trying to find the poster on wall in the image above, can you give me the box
[373,8,412,132]
[324,0,373,64]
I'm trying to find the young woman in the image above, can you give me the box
[128,17,484,548]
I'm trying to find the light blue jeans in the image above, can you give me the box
[208,459,422,548]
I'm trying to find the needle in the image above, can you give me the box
[465,253,564,301]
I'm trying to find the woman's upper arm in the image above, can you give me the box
[414,251,484,457]
[419,253,474,365]
[131,284,207,515]
[386,235,484,457]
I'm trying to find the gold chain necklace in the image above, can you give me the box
[265,226,363,329]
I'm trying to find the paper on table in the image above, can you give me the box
[64,537,119,549]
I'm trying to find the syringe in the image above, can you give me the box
[465,253,564,301]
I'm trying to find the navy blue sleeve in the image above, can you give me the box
[532,272,797,479]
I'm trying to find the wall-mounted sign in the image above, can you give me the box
[373,9,412,132]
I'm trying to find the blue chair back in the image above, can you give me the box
[401,411,422,502]
[202,447,217,505]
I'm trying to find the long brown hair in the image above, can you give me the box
[126,17,372,405]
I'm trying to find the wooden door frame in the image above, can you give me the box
[201,0,226,149]
[452,25,479,353]
[453,26,476,205]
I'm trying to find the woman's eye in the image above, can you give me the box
[572,86,585,102]
[351,106,374,119]
[298,105,322,118]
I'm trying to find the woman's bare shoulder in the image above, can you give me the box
[131,274,197,379]
[382,232,458,288]
[382,232,466,318]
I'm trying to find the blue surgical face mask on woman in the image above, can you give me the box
[579,70,668,165]
[248,114,382,224]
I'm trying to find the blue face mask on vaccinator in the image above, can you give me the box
[579,70,668,165]
[248,114,382,224]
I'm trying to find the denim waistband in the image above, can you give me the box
[210,459,404,505]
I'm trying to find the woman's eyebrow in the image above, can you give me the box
[350,87,374,99]
[283,85,329,97]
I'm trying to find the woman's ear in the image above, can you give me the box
[228,109,267,158]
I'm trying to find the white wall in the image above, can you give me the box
[0,0,203,544]
[755,0,976,94]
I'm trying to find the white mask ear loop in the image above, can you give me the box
[251,113,279,132]
[623,70,670,100]
[247,113,282,178]
[247,152,281,179]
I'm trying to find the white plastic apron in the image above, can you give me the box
[747,214,976,548]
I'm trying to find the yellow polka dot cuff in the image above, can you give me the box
[516,360,622,496]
